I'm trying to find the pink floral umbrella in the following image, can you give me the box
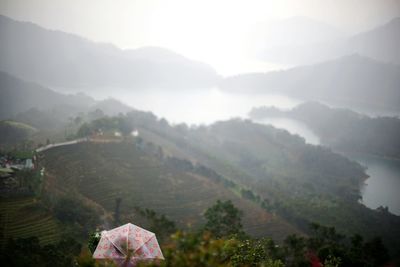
[93,223,164,266]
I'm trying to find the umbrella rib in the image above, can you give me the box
[134,233,155,255]
[106,234,127,257]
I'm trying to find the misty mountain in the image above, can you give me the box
[220,54,400,111]
[258,17,400,65]
[0,120,38,146]
[0,15,219,89]
[90,98,134,116]
[250,102,400,159]
[250,16,345,52]
[347,17,400,64]
[0,71,137,131]
[0,71,95,120]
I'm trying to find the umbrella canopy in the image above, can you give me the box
[93,223,164,266]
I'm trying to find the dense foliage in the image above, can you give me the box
[204,200,245,238]
[53,196,100,237]
[0,236,81,267]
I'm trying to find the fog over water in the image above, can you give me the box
[256,117,320,145]
[65,87,301,125]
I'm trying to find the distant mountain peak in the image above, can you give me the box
[0,14,219,89]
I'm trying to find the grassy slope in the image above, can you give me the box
[1,120,38,132]
[42,142,301,241]
[0,197,60,247]
[0,120,38,147]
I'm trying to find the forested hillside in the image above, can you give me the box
[40,141,299,241]
[250,102,400,159]
[67,113,400,254]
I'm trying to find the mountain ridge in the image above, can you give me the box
[257,16,400,65]
[0,14,219,90]
[220,54,400,112]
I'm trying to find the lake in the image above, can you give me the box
[74,87,302,125]
[344,153,400,216]
[255,118,400,216]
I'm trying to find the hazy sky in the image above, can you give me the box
[1,0,399,74]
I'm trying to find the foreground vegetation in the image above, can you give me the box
[1,200,394,267]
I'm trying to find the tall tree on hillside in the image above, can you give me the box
[114,197,122,225]
[204,200,244,238]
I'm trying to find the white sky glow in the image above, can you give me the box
[0,0,399,75]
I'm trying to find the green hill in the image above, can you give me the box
[0,120,38,148]
[40,141,301,241]
[0,197,61,248]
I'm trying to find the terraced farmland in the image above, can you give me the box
[42,142,301,240]
[0,197,60,247]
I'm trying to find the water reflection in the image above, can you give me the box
[345,153,400,216]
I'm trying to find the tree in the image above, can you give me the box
[88,109,104,121]
[77,123,93,137]
[135,207,176,243]
[54,196,99,236]
[117,117,134,136]
[204,200,244,238]
[1,237,80,267]
[284,234,309,267]
[74,116,83,125]
[114,197,122,225]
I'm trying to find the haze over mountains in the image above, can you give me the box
[249,16,346,55]
[1,14,400,116]
[0,15,219,90]
[2,2,400,265]
[257,17,400,65]
[0,71,136,131]
[0,71,94,120]
[221,54,400,112]
[250,102,400,159]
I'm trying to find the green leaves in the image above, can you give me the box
[204,200,244,239]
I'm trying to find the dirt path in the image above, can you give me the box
[35,137,122,153]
